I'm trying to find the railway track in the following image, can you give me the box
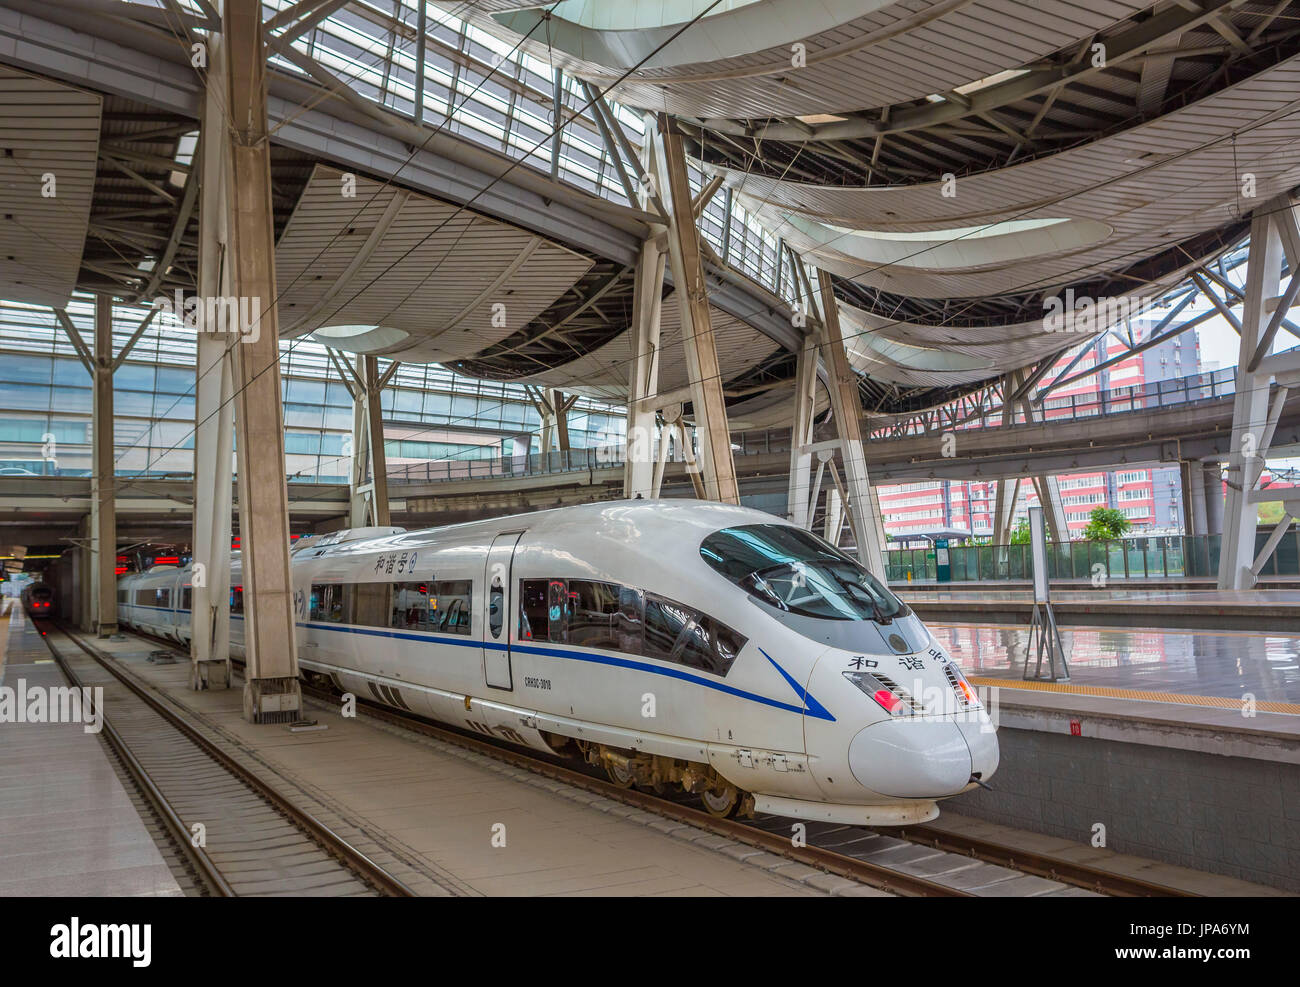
[878,823,1198,898]
[108,627,1193,898]
[42,623,415,897]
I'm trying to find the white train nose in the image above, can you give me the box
[958,717,1000,782]
[848,719,974,798]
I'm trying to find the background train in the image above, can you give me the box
[19,582,55,618]
[117,500,998,825]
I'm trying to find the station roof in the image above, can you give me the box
[0,0,1296,420]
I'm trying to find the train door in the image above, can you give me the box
[482,532,523,690]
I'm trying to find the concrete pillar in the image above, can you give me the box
[1219,205,1283,588]
[648,113,739,504]
[624,236,666,499]
[824,487,843,546]
[993,477,1021,544]
[816,269,886,577]
[76,514,93,634]
[1204,463,1224,537]
[191,29,234,691]
[1011,368,1068,541]
[549,389,571,452]
[349,355,390,528]
[224,0,301,722]
[1181,460,1208,537]
[91,296,117,637]
[786,328,818,527]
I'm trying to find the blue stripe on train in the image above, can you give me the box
[295,620,835,722]
[119,609,836,721]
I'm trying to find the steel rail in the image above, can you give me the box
[37,623,236,897]
[884,824,1199,898]
[52,623,417,897]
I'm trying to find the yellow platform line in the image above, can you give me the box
[968,675,1300,715]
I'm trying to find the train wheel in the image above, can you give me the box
[604,757,636,789]
[699,781,742,818]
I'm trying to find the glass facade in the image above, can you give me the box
[0,297,626,482]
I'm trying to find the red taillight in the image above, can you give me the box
[873,689,900,712]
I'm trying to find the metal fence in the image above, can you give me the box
[387,447,624,484]
[885,532,1300,583]
[871,367,1238,439]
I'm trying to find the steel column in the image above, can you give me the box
[1219,204,1285,588]
[816,269,886,575]
[224,0,301,721]
[190,28,234,691]
[787,328,819,527]
[349,355,391,528]
[649,114,739,504]
[91,295,117,637]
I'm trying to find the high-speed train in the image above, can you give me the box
[117,500,998,825]
[19,582,55,618]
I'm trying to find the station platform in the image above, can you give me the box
[0,603,182,896]
[905,587,1300,631]
[929,620,1300,891]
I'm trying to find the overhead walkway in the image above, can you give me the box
[4,367,1296,537]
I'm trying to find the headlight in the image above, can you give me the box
[843,670,926,716]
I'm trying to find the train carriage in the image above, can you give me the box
[118,500,998,825]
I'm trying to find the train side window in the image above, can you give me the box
[346,582,391,628]
[156,588,171,608]
[643,593,745,677]
[567,580,620,649]
[181,587,192,611]
[390,581,432,631]
[230,586,244,615]
[644,595,701,664]
[309,584,344,623]
[118,589,128,604]
[616,586,644,656]
[434,580,472,636]
[547,579,567,643]
[135,588,153,606]
[519,579,549,642]
[708,617,747,675]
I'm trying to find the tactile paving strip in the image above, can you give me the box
[969,676,1300,715]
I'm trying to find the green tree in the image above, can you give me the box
[1008,519,1032,544]
[1082,506,1132,541]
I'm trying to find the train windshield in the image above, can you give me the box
[700,524,909,623]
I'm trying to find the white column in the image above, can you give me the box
[191,29,234,689]
[1219,207,1284,588]
[349,355,390,528]
[787,328,818,527]
[624,238,666,498]
[647,113,739,504]
[816,270,886,577]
